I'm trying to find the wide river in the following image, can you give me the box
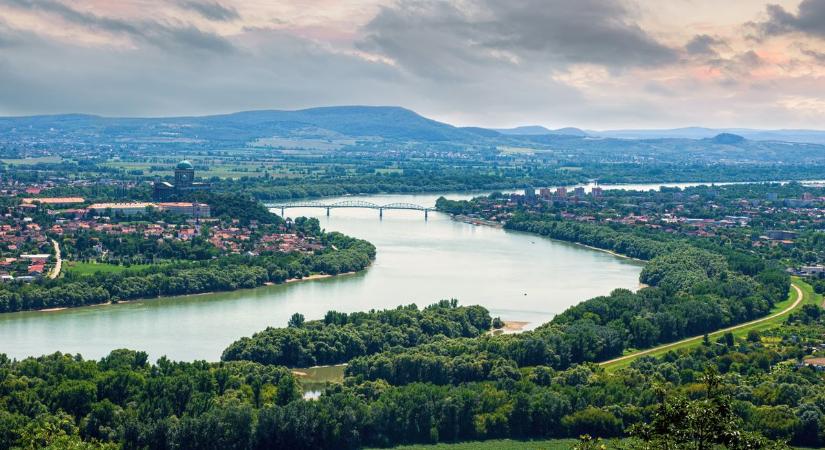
[3,180,782,362]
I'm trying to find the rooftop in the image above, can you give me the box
[89,202,155,209]
[176,160,194,170]
[22,197,85,204]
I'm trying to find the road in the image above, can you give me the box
[48,239,61,279]
[599,282,805,367]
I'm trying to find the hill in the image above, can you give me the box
[592,127,825,144]
[709,133,746,145]
[494,126,588,137]
[0,106,486,144]
[2,107,825,166]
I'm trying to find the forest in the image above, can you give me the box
[221,300,492,367]
[4,298,821,449]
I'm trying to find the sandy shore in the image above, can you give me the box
[286,272,357,284]
[570,242,646,262]
[489,320,530,335]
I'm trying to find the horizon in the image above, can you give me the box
[3,105,825,133]
[2,1,825,129]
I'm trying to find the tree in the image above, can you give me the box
[628,367,787,449]
[288,313,305,328]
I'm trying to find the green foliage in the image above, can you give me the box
[627,368,789,449]
[222,300,492,367]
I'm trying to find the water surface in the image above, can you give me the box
[0,192,644,361]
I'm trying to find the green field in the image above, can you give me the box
[64,261,152,276]
[0,156,63,165]
[602,278,819,371]
[370,439,586,450]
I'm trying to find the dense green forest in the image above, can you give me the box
[221,300,492,367]
[0,231,374,313]
[5,297,821,449]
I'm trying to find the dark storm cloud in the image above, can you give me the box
[685,34,725,56]
[4,0,234,53]
[177,0,240,22]
[358,0,678,79]
[753,0,825,39]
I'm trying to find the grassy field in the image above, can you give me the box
[64,261,151,276]
[602,278,818,371]
[369,439,588,450]
[0,156,63,165]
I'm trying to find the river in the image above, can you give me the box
[5,181,755,362]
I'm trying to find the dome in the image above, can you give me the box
[176,160,194,170]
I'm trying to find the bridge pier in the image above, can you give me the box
[326,207,330,217]
[280,207,284,217]
[424,210,428,220]
[379,208,383,219]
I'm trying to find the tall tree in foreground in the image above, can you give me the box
[626,367,787,450]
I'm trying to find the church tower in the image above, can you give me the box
[174,160,195,188]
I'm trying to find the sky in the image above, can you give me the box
[1,0,825,129]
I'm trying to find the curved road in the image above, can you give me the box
[599,282,804,367]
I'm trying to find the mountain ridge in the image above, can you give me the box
[3,106,825,144]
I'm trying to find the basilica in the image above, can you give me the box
[152,160,211,201]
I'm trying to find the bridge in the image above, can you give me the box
[267,200,435,219]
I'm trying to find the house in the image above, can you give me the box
[799,358,825,371]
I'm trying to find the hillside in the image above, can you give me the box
[1,107,825,166]
[0,106,485,144]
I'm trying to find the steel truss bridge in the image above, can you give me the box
[267,200,435,219]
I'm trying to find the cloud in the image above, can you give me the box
[358,0,677,80]
[0,0,823,129]
[802,48,825,62]
[177,0,240,22]
[685,34,725,56]
[4,0,234,53]
[753,0,825,39]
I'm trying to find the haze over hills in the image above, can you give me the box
[493,126,588,137]
[494,124,825,144]
[3,106,825,165]
[0,106,488,143]
[588,127,825,144]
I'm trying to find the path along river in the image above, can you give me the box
[1,181,807,361]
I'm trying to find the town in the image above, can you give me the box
[0,162,326,281]
[440,181,825,277]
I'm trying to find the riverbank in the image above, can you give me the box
[452,214,504,228]
[284,272,356,284]
[34,270,364,314]
[445,213,648,264]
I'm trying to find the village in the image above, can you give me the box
[0,194,324,281]
[441,182,825,276]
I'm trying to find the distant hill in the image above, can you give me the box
[494,126,588,137]
[709,133,746,145]
[0,106,487,143]
[2,107,825,154]
[591,127,825,144]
